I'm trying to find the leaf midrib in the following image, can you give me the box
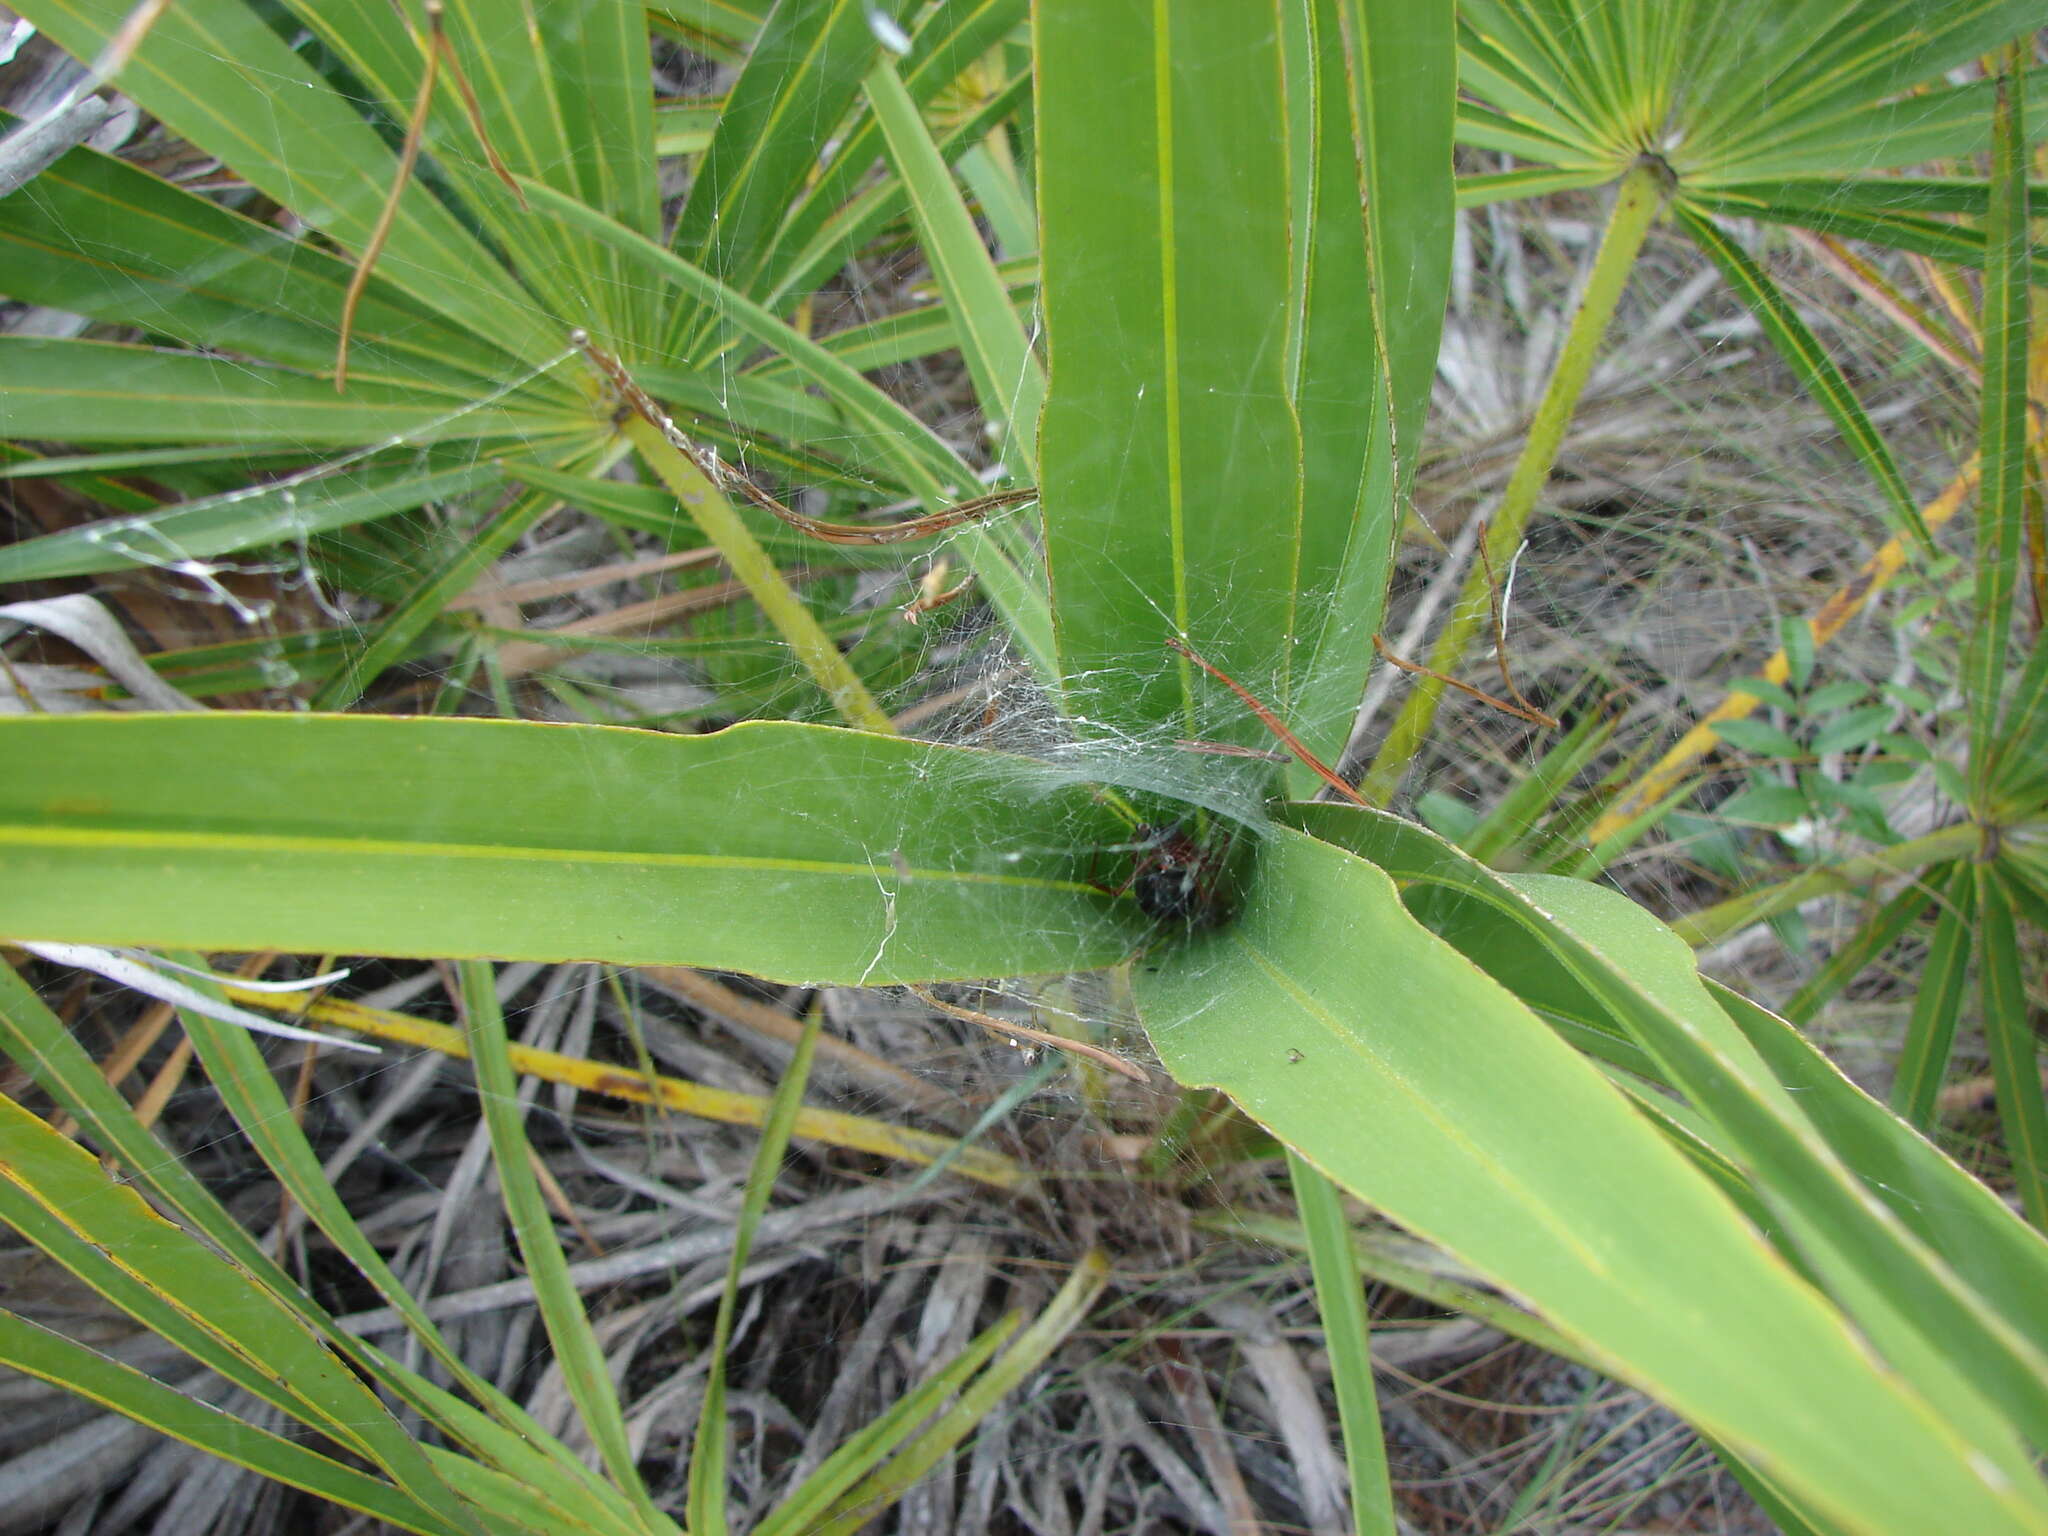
[1,822,1088,891]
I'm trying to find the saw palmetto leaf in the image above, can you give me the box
[1143,825,2048,1535]
[1373,0,2045,800]
[6,4,2047,1530]
[1458,0,2047,192]
[3,0,1050,713]
[757,0,1029,312]
[0,712,1142,978]
[19,0,555,360]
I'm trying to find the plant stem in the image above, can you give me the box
[1289,1152,1397,1536]
[621,414,895,735]
[1360,159,1667,804]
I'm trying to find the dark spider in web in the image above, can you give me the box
[1092,821,1239,932]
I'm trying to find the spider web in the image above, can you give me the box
[0,7,2003,1531]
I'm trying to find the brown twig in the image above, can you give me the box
[336,2,444,391]
[1371,632,1559,730]
[907,984,1149,1084]
[430,23,525,204]
[337,4,527,389]
[1166,636,1368,806]
[641,966,963,1124]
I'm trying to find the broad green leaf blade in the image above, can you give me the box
[1293,803,2048,1453]
[0,457,507,584]
[1036,3,1301,750]
[1344,0,1456,503]
[1288,1151,1396,1536]
[1708,1449,1846,1536]
[1708,976,2048,1368]
[1280,0,1370,781]
[0,1311,459,1536]
[1676,204,1928,549]
[14,0,557,367]
[0,130,513,387]
[1891,862,1976,1127]
[1502,869,2048,1451]
[1135,826,2048,1534]
[1287,0,1457,780]
[458,962,666,1527]
[0,338,577,448]
[0,713,1141,979]
[867,59,1045,477]
[1970,44,2033,795]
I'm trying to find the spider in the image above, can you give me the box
[1092,820,1238,932]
